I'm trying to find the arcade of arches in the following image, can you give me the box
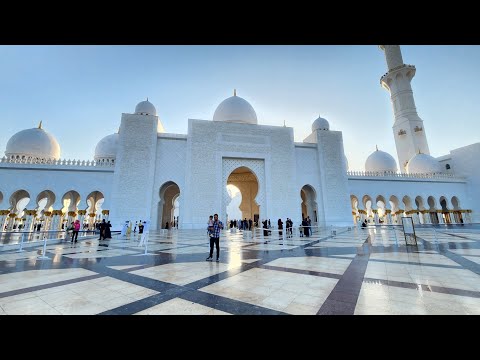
[0,189,107,232]
[351,194,473,225]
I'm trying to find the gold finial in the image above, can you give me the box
[146,97,149,101]
[234,89,237,96]
[376,145,378,151]
[38,120,43,129]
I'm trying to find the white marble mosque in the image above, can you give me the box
[0,45,478,233]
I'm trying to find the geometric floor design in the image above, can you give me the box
[1,224,480,315]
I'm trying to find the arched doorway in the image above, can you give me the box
[451,196,463,223]
[227,167,259,225]
[35,190,56,232]
[427,196,439,224]
[8,190,31,231]
[440,196,451,224]
[85,191,105,229]
[158,182,180,230]
[300,185,318,225]
[61,190,81,228]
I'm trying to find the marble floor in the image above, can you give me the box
[1,224,480,315]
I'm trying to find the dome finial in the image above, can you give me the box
[376,144,378,151]
[234,89,237,96]
[38,120,43,129]
[283,120,286,127]
[146,97,149,101]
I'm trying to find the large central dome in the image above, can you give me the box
[5,122,60,160]
[213,91,257,125]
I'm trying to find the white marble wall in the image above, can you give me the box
[315,130,352,226]
[109,113,159,230]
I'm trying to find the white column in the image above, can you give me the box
[372,208,379,225]
[24,213,35,232]
[0,212,8,231]
[386,210,392,225]
[438,211,445,224]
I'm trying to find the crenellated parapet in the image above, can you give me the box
[347,170,462,180]
[0,156,115,167]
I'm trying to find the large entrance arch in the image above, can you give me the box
[226,167,259,224]
[158,181,180,229]
[300,185,318,224]
[222,158,265,226]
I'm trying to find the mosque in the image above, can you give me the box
[0,45,478,233]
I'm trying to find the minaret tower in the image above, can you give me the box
[379,45,430,173]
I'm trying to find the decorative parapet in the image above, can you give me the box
[380,64,416,83]
[347,171,462,180]
[0,156,115,167]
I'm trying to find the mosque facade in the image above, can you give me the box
[0,45,478,232]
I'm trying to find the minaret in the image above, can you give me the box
[379,45,430,173]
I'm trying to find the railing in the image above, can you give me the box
[347,170,461,179]
[0,156,115,167]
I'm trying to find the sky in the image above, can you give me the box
[0,45,479,171]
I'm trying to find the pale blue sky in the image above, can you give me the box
[1,45,479,171]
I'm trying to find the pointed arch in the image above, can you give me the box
[158,181,180,230]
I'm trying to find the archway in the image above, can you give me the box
[8,190,31,230]
[300,185,318,225]
[451,196,463,223]
[227,167,259,226]
[85,191,104,229]
[351,195,360,225]
[415,196,425,224]
[427,195,439,224]
[60,190,81,229]
[440,196,451,224]
[35,190,56,231]
[362,195,373,224]
[389,195,401,224]
[376,195,387,224]
[158,181,180,230]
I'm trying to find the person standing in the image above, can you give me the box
[71,219,81,243]
[98,219,107,240]
[206,213,223,262]
[105,221,112,239]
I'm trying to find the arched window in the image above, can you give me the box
[446,164,451,170]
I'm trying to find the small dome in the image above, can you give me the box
[213,91,257,125]
[135,99,157,116]
[406,153,442,174]
[365,148,398,172]
[312,116,329,131]
[94,133,119,161]
[6,123,60,160]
